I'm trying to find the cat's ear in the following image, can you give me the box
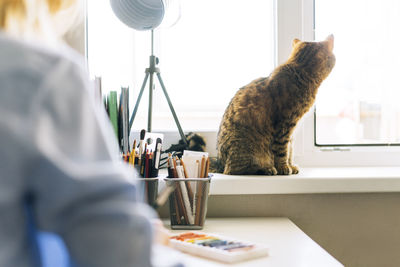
[292,38,301,47]
[324,34,334,52]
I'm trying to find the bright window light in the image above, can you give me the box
[87,0,275,131]
[315,0,400,145]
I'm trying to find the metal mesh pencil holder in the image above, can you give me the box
[164,177,211,230]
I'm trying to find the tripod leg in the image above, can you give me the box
[129,72,150,132]
[156,73,188,145]
[148,71,155,133]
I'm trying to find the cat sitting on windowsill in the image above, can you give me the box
[213,35,336,175]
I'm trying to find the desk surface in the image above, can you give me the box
[164,217,343,267]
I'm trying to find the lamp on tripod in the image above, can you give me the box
[110,0,187,145]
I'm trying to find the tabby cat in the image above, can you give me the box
[216,35,335,175]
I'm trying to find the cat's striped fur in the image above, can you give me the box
[216,36,335,175]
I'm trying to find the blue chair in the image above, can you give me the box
[35,232,73,267]
[26,201,74,267]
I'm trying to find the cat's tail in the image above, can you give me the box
[209,157,224,173]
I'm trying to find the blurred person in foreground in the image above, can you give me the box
[0,0,172,266]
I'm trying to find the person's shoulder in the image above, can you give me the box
[0,33,86,81]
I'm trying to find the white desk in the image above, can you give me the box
[163,217,343,267]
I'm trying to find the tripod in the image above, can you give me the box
[129,30,187,145]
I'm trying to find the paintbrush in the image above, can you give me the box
[138,129,146,166]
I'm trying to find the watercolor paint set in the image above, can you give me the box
[169,232,269,263]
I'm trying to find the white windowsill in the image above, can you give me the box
[207,167,400,195]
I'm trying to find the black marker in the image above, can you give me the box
[152,138,162,177]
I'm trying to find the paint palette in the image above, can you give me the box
[169,232,269,263]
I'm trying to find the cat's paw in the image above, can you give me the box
[276,165,292,175]
[263,167,278,176]
[290,165,299,174]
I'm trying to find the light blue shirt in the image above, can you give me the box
[0,32,157,267]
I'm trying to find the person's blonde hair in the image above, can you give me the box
[0,0,78,38]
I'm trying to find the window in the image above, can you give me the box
[87,0,275,131]
[87,0,400,167]
[315,0,400,146]
[292,0,400,167]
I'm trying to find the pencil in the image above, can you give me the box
[195,156,208,225]
[167,153,174,178]
[173,191,182,224]
[145,152,149,178]
[194,182,203,225]
[168,156,186,223]
[131,139,137,165]
[198,180,207,226]
[175,183,189,224]
[181,158,194,207]
[128,151,132,165]
[176,166,194,225]
[172,156,178,178]
[200,155,206,178]
[205,157,210,178]
[149,151,153,178]
[196,160,200,178]
[192,160,200,215]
